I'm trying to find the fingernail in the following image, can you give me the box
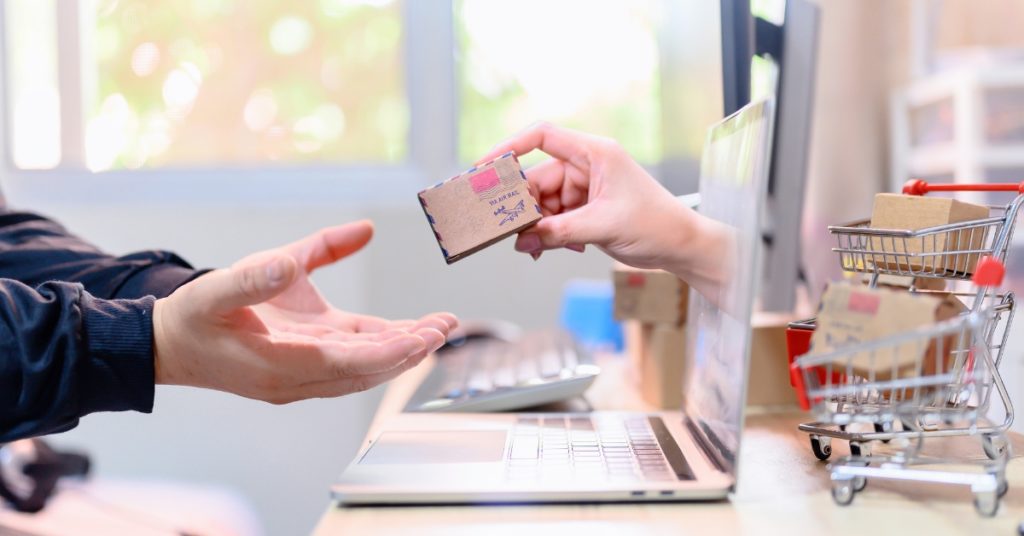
[266,258,286,284]
[517,233,541,253]
[566,244,585,253]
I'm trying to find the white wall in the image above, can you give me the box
[17,197,610,536]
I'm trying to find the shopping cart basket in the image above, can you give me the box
[830,180,1024,282]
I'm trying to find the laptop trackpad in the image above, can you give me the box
[359,431,507,464]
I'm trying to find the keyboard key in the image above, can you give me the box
[510,437,540,459]
[542,418,567,429]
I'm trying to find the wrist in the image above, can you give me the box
[662,204,731,290]
[152,297,175,385]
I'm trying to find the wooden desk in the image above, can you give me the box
[312,355,1024,536]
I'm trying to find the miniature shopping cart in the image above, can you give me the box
[791,180,1023,462]
[791,256,1014,515]
[787,180,1024,515]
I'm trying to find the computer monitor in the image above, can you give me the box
[720,0,819,312]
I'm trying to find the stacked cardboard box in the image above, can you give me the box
[613,265,689,409]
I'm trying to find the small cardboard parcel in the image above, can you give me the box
[869,193,989,275]
[419,152,542,264]
[810,283,967,381]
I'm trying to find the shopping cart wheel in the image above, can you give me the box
[849,441,871,457]
[853,476,867,492]
[873,422,892,443]
[831,480,855,506]
[983,434,1008,460]
[973,492,999,517]
[810,435,832,461]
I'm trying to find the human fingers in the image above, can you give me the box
[190,254,299,315]
[476,122,596,166]
[513,206,606,254]
[314,333,428,378]
[345,312,456,334]
[273,344,433,401]
[523,158,589,217]
[411,312,458,333]
[284,220,375,272]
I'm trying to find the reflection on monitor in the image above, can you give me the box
[683,98,774,476]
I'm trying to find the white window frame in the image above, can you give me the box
[0,0,699,208]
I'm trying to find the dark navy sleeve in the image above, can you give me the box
[0,280,155,442]
[0,210,205,300]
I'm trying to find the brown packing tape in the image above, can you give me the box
[418,153,542,264]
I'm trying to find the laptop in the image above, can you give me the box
[331,98,775,504]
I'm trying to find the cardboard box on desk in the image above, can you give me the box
[626,316,802,409]
[810,283,967,381]
[418,152,542,264]
[748,314,803,409]
[869,193,989,275]
[635,322,688,409]
[613,266,688,325]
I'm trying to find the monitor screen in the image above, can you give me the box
[682,98,774,477]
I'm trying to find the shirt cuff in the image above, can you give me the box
[79,294,157,414]
[116,262,210,299]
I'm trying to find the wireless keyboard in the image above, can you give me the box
[404,328,600,413]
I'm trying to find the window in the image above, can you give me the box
[456,0,664,165]
[1,0,718,201]
[5,0,406,172]
[5,0,61,169]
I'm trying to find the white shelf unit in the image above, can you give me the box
[891,66,1024,246]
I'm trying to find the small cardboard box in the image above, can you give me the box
[418,152,542,264]
[637,322,688,409]
[810,283,967,380]
[747,314,803,409]
[613,266,688,325]
[869,193,989,274]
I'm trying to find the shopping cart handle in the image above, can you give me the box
[973,256,1005,287]
[902,179,1024,195]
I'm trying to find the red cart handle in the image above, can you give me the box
[903,179,1024,196]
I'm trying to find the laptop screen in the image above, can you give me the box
[682,98,774,477]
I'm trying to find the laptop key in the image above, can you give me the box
[510,437,540,459]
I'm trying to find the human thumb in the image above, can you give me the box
[515,207,601,253]
[197,253,299,314]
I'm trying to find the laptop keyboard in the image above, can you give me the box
[505,415,682,482]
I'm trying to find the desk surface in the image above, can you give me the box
[312,354,1024,536]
